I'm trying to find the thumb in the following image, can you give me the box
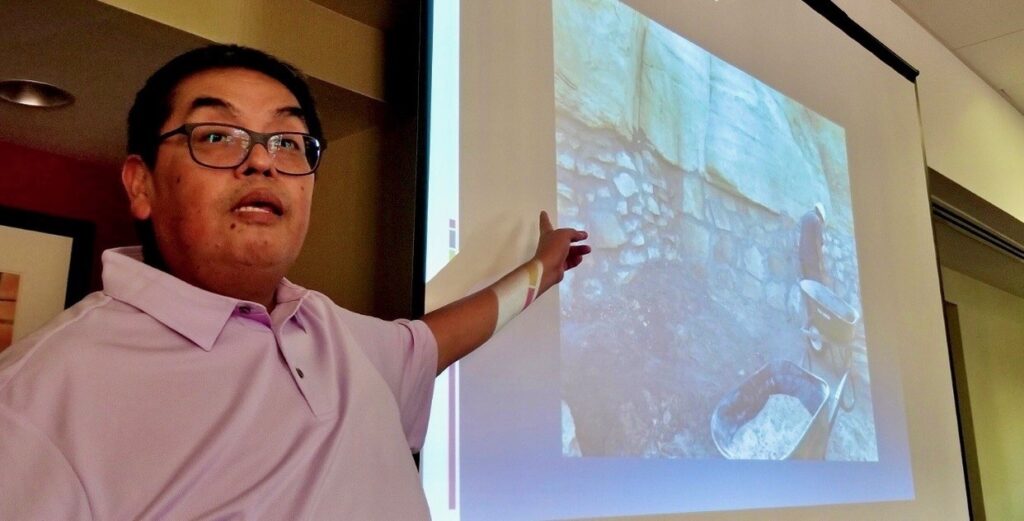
[539,210,554,234]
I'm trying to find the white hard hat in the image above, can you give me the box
[814,202,826,224]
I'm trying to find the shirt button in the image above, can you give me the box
[296,368,305,378]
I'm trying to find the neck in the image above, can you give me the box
[176,263,281,312]
[138,219,169,272]
[143,237,281,312]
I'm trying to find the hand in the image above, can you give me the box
[534,210,590,291]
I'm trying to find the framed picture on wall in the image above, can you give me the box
[0,206,94,351]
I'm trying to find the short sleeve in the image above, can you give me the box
[337,312,439,451]
[0,405,92,520]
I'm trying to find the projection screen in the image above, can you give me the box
[420,1,968,519]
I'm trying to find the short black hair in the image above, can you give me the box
[127,44,324,168]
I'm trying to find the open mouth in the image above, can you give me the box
[232,189,284,217]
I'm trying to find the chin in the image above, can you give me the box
[230,243,296,271]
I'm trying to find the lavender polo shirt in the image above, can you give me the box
[0,247,438,520]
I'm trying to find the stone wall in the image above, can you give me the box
[554,0,853,229]
[557,117,861,329]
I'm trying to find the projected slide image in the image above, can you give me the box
[554,0,877,461]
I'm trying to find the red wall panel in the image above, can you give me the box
[0,141,137,292]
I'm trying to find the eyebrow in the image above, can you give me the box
[184,97,307,124]
[276,106,306,122]
[185,96,237,117]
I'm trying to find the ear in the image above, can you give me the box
[122,155,155,220]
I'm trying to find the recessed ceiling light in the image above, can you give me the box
[0,79,75,108]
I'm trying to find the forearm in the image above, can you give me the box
[424,259,546,375]
[424,211,589,375]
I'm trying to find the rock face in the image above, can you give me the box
[704,67,835,221]
[590,210,628,249]
[553,0,644,135]
[613,172,638,198]
[639,21,710,173]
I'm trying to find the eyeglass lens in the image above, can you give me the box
[189,125,320,174]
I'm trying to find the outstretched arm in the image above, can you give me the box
[423,211,590,374]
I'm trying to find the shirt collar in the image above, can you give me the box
[101,247,309,350]
[273,278,310,331]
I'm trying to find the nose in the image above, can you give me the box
[237,142,276,178]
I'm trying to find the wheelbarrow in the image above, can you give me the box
[800,279,859,355]
[710,360,850,460]
[800,279,859,410]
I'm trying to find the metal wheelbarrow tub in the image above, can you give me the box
[711,360,837,460]
[800,279,859,344]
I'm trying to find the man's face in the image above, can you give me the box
[125,67,316,285]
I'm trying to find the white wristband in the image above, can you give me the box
[492,260,543,332]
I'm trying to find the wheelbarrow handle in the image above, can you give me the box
[827,370,851,431]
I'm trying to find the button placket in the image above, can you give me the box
[276,320,329,416]
[277,325,304,383]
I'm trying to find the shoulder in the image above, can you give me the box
[0,291,125,398]
[297,291,435,358]
[299,290,410,336]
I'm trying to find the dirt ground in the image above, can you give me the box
[561,258,878,460]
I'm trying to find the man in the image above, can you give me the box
[799,202,827,332]
[799,202,827,284]
[0,45,589,519]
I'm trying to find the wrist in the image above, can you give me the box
[492,259,544,332]
[531,256,556,294]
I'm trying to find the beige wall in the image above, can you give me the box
[941,267,1024,520]
[98,0,385,100]
[838,0,1024,222]
[287,114,421,320]
[289,127,382,315]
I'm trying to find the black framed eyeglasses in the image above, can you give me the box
[157,123,324,176]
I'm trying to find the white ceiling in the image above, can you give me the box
[894,0,1024,114]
